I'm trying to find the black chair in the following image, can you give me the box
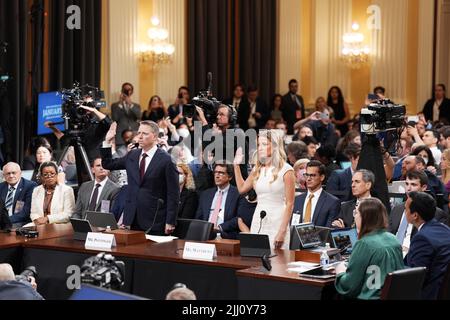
[380,267,427,300]
[172,219,213,241]
[438,264,450,300]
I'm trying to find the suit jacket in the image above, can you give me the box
[195,185,244,239]
[422,97,450,123]
[237,98,270,130]
[326,167,353,201]
[389,203,448,235]
[407,219,450,300]
[336,200,356,228]
[30,184,76,224]
[111,102,141,145]
[281,93,305,134]
[101,147,180,234]
[178,188,199,220]
[0,178,37,225]
[72,179,120,219]
[293,191,341,228]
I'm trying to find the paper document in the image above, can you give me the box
[146,235,178,243]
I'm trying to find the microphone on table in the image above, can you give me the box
[145,199,165,235]
[258,211,267,234]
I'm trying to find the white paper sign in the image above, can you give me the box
[182,242,217,261]
[85,232,117,250]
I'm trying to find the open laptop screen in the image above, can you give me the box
[330,228,358,254]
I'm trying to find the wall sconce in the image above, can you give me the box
[137,17,175,68]
[341,22,370,69]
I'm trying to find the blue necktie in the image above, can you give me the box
[5,186,15,215]
[396,212,408,245]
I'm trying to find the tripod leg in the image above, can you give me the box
[74,142,94,183]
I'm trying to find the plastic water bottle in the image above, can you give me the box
[216,232,222,240]
[320,250,329,268]
[106,226,112,233]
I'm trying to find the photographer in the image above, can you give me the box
[169,86,191,128]
[0,264,43,300]
[294,109,339,148]
[111,83,142,146]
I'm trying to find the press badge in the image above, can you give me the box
[14,201,25,213]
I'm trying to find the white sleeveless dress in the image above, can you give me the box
[250,163,294,249]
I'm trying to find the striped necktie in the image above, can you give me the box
[5,186,15,214]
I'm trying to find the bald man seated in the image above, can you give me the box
[0,264,43,300]
[0,163,37,227]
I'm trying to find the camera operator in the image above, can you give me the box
[46,98,112,162]
[196,104,249,181]
[293,109,339,148]
[168,86,191,128]
[0,264,43,300]
[111,83,142,146]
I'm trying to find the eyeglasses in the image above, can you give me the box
[303,173,318,179]
[213,171,227,177]
[41,173,57,179]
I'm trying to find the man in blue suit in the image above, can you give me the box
[405,191,450,300]
[101,121,179,235]
[0,162,37,227]
[196,163,244,239]
[326,143,360,201]
[293,161,340,227]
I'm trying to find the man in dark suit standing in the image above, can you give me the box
[332,169,374,229]
[326,143,361,201]
[195,164,244,239]
[422,84,450,124]
[406,191,450,300]
[0,162,37,227]
[101,121,179,235]
[237,86,269,131]
[282,79,305,135]
[72,158,120,219]
[292,161,340,227]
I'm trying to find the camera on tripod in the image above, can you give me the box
[80,252,125,290]
[15,266,37,283]
[360,99,406,134]
[183,90,222,124]
[58,82,106,132]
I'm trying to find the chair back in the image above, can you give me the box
[438,264,450,300]
[173,219,213,241]
[380,267,427,300]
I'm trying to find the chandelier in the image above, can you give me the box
[137,17,175,68]
[341,22,370,69]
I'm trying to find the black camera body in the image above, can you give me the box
[184,91,221,124]
[16,227,39,238]
[15,266,37,283]
[360,99,406,134]
[80,252,125,290]
[59,82,106,133]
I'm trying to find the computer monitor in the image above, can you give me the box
[37,91,65,136]
[70,284,146,300]
[330,228,358,254]
[238,233,274,258]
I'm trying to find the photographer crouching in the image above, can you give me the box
[0,264,43,300]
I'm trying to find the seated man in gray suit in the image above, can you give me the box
[72,158,120,219]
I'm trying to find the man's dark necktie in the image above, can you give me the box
[140,153,148,181]
[88,184,101,211]
[5,186,15,213]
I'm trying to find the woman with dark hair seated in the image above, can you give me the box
[411,145,437,174]
[334,198,404,300]
[30,162,75,225]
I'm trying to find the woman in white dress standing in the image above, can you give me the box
[234,130,295,249]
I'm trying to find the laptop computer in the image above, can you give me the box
[85,211,118,230]
[238,233,275,258]
[299,266,336,279]
[330,228,358,255]
[70,284,147,300]
[70,218,95,241]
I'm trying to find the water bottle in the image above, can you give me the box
[320,250,329,268]
[216,232,222,240]
[106,226,112,233]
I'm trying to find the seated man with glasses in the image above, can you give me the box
[292,161,340,227]
[195,163,246,239]
[30,162,75,225]
[0,162,37,228]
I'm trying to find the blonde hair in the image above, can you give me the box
[294,159,310,171]
[253,130,287,184]
[177,163,196,191]
[442,149,450,184]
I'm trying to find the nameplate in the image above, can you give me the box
[85,232,117,250]
[182,242,217,261]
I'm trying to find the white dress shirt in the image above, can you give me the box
[89,178,109,208]
[209,184,230,225]
[140,145,158,174]
[303,188,323,223]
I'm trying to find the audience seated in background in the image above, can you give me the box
[315,145,340,184]
[292,161,340,228]
[141,95,166,123]
[294,109,339,148]
[168,86,191,128]
[334,198,404,300]
[293,158,310,191]
[422,84,450,124]
[195,164,244,239]
[30,162,75,225]
[286,141,309,166]
[72,158,120,220]
[281,79,305,135]
[0,162,37,227]
[335,130,361,166]
[302,136,319,159]
[332,169,374,229]
[177,164,198,220]
[405,191,450,300]
[440,149,450,192]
